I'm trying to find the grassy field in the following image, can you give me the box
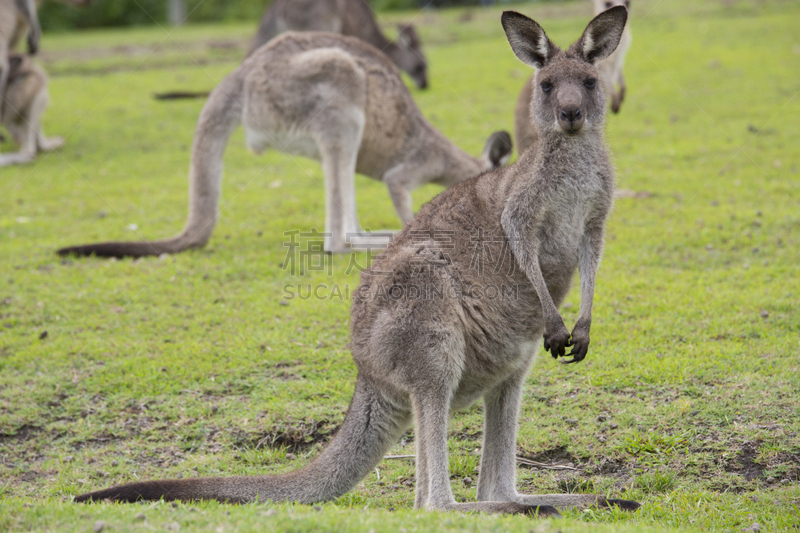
[1,0,799,531]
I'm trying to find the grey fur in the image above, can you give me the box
[0,53,63,166]
[0,0,87,162]
[515,1,632,155]
[249,0,428,89]
[57,33,511,258]
[0,0,39,125]
[74,9,638,516]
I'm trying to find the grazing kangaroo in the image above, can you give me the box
[515,0,632,155]
[75,7,639,517]
[249,0,428,90]
[0,53,64,166]
[57,33,511,258]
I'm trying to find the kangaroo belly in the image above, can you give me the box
[244,125,321,160]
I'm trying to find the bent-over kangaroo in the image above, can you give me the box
[515,0,632,155]
[75,7,638,516]
[58,33,510,258]
[250,0,427,90]
[0,53,63,166]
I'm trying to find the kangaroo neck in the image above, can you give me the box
[436,140,484,186]
[532,129,607,173]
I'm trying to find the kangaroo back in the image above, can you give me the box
[248,0,427,89]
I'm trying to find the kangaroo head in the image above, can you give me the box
[502,6,627,137]
[594,0,630,16]
[396,24,428,90]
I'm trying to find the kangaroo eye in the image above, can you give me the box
[540,81,553,94]
[584,78,596,89]
[605,2,613,8]
[625,0,630,7]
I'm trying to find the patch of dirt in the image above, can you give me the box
[725,441,765,481]
[451,429,482,441]
[0,424,41,443]
[595,458,632,476]
[518,445,579,466]
[238,419,338,453]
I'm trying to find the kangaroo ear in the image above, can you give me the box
[397,24,420,49]
[577,5,628,64]
[482,131,513,169]
[501,11,556,69]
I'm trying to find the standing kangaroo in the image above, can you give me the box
[57,33,510,258]
[515,0,631,155]
[0,0,89,164]
[0,53,64,166]
[1,0,40,125]
[249,0,427,90]
[75,7,639,517]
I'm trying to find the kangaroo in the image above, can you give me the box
[0,0,88,163]
[75,7,639,517]
[0,53,64,166]
[1,0,40,125]
[249,0,428,89]
[57,33,510,258]
[515,0,631,155]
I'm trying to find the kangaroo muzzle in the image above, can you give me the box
[558,104,585,134]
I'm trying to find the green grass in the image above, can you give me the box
[2,0,800,531]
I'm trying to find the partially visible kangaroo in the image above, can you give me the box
[75,7,639,517]
[249,0,428,89]
[515,0,631,155]
[0,53,64,166]
[0,0,89,163]
[58,33,511,258]
[1,0,40,124]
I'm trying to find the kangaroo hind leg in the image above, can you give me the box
[407,331,556,517]
[32,88,64,152]
[478,362,639,511]
[311,105,365,253]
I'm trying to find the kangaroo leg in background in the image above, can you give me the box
[0,57,37,167]
[28,83,64,152]
[311,108,365,253]
[611,72,626,114]
[0,118,36,166]
[0,40,10,143]
[383,165,416,225]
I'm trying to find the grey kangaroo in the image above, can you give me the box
[515,0,632,155]
[58,33,510,257]
[75,7,639,517]
[0,53,64,166]
[1,0,40,124]
[250,0,427,89]
[0,0,88,164]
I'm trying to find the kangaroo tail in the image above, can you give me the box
[58,71,244,259]
[75,378,409,504]
[153,91,211,100]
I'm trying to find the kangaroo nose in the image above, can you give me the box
[558,105,585,134]
[560,107,581,122]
